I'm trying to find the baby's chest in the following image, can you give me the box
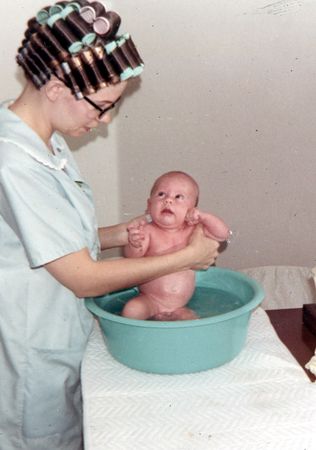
[147,228,192,254]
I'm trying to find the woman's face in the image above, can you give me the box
[54,81,127,137]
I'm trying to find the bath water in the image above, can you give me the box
[97,286,244,320]
[187,286,244,319]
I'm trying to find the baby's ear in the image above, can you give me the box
[146,198,151,213]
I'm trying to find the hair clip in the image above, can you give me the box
[79,3,120,39]
[61,5,96,46]
[61,61,84,99]
[36,8,50,25]
[49,4,65,15]
[79,2,106,23]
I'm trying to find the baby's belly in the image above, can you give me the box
[140,270,196,311]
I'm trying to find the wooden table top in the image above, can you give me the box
[266,307,316,382]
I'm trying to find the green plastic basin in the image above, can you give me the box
[85,267,264,374]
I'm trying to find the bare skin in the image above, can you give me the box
[122,172,230,320]
[9,81,220,298]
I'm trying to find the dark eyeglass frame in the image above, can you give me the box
[54,73,120,119]
[83,95,121,119]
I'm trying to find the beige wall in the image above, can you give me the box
[3,0,316,269]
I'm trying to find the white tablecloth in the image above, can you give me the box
[82,308,316,450]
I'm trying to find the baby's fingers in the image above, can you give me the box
[128,229,145,248]
[185,208,200,226]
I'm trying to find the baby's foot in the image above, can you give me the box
[150,307,198,321]
[149,311,175,321]
[172,307,198,321]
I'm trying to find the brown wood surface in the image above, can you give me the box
[266,307,316,382]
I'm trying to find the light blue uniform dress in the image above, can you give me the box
[0,103,100,449]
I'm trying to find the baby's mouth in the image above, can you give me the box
[161,208,173,215]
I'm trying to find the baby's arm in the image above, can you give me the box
[186,208,231,242]
[124,219,150,257]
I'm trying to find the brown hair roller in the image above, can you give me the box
[47,13,83,54]
[92,44,120,84]
[81,48,107,90]
[17,1,144,94]
[68,54,96,95]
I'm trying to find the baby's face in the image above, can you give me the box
[148,175,197,229]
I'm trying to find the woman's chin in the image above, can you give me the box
[67,127,92,137]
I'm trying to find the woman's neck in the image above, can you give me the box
[9,83,53,150]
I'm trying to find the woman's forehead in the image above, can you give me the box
[90,81,127,102]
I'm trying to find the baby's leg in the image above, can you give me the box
[121,295,153,320]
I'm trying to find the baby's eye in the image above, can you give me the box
[157,192,166,198]
[175,194,184,200]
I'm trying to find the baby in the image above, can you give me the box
[122,171,231,321]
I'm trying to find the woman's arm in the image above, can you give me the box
[98,214,147,250]
[45,224,219,298]
[98,223,128,250]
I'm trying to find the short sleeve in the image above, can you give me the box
[0,149,90,267]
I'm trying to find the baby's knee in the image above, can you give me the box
[121,297,151,320]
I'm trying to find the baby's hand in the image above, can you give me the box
[127,221,147,249]
[185,208,200,226]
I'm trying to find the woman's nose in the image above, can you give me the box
[98,112,112,124]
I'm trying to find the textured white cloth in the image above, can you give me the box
[243,265,316,377]
[82,308,316,450]
[241,266,315,310]
[305,350,316,375]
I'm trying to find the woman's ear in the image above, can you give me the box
[44,78,68,102]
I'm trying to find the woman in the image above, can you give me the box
[0,2,219,449]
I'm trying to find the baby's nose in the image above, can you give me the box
[164,197,173,204]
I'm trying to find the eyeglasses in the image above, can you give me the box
[54,73,120,119]
[83,95,121,119]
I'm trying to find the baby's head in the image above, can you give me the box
[147,171,200,228]
[150,171,199,207]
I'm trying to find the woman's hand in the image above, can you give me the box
[187,224,219,270]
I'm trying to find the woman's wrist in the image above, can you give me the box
[167,245,195,272]
[98,222,129,250]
